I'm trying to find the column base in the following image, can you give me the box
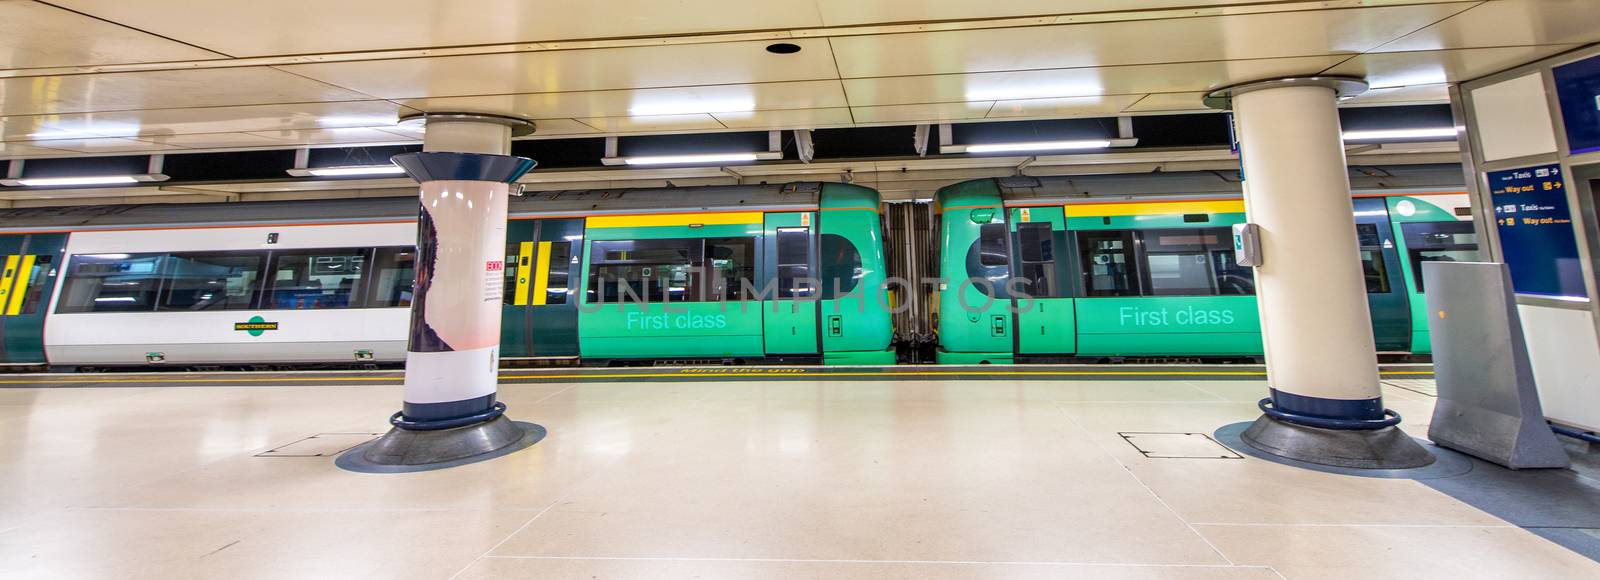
[335,415,545,473]
[1240,414,1436,469]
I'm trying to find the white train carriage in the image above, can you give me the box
[45,219,416,367]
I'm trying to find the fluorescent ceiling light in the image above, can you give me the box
[288,165,405,177]
[13,174,138,185]
[621,153,761,166]
[962,140,1114,153]
[1341,128,1457,141]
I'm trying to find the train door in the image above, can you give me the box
[762,212,819,356]
[1353,198,1411,352]
[1011,207,1075,355]
[502,218,583,358]
[0,233,66,364]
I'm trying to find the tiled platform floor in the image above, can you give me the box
[1,378,1596,579]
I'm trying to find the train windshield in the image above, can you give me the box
[1402,221,1480,292]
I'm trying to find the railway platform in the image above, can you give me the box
[2,366,1597,579]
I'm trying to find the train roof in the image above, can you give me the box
[0,182,832,232]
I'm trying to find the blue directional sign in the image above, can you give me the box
[1488,164,1587,299]
[1554,55,1600,155]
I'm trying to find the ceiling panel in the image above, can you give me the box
[842,56,1347,107]
[0,1,225,69]
[242,127,414,145]
[400,80,848,120]
[1375,0,1600,53]
[49,0,824,58]
[1326,45,1582,88]
[1341,83,1452,106]
[0,101,415,141]
[827,4,1471,79]
[0,67,377,117]
[575,114,726,133]
[712,108,856,129]
[987,94,1146,119]
[280,39,839,100]
[1123,92,1209,113]
[0,141,76,157]
[851,102,994,124]
[23,137,189,154]
[816,0,1262,26]
[134,132,300,149]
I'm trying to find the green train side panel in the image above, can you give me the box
[1387,195,1471,355]
[578,221,766,360]
[500,219,583,357]
[0,233,66,364]
[581,303,764,357]
[1018,298,1075,354]
[500,220,539,357]
[933,180,1011,360]
[531,219,583,356]
[763,212,819,355]
[936,350,1014,365]
[1075,296,1262,356]
[819,183,893,364]
[1011,206,1075,355]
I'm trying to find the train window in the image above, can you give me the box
[1077,231,1137,297]
[820,233,863,299]
[978,223,1008,267]
[1143,230,1217,296]
[1359,250,1391,294]
[962,224,1011,299]
[1015,223,1058,298]
[368,247,416,308]
[543,242,572,305]
[776,227,812,298]
[267,249,368,309]
[589,239,700,303]
[1140,228,1254,296]
[705,237,755,301]
[159,252,264,311]
[56,253,167,313]
[1211,247,1255,296]
[1401,221,1480,292]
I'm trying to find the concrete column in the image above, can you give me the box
[339,113,544,472]
[1207,78,1433,469]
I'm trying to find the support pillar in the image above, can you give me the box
[338,113,542,472]
[1206,78,1434,469]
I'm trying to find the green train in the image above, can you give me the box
[931,178,1479,364]
[505,182,894,365]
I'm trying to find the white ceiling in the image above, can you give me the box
[0,0,1594,159]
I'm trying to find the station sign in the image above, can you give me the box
[1488,164,1587,300]
[1554,54,1600,155]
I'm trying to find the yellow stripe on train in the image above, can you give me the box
[531,241,552,307]
[5,255,36,315]
[0,255,17,317]
[1063,200,1245,217]
[586,211,764,229]
[513,242,534,306]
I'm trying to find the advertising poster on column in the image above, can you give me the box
[1488,164,1587,300]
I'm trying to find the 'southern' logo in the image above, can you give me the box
[234,315,279,337]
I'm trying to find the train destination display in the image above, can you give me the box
[1554,54,1600,155]
[1489,164,1587,299]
